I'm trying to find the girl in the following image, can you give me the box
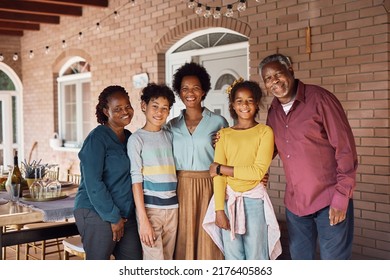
[204,79,281,260]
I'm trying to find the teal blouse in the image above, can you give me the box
[166,107,228,171]
[74,125,134,224]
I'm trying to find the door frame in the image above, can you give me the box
[165,27,248,121]
[0,62,24,167]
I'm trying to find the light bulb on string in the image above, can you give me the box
[195,3,203,15]
[131,0,136,6]
[62,39,67,48]
[225,4,234,17]
[188,0,195,9]
[29,50,34,59]
[213,7,221,19]
[113,10,119,20]
[96,22,101,31]
[204,6,212,18]
[13,53,18,61]
[237,0,247,12]
[78,31,83,41]
[45,46,50,54]
[0,54,4,62]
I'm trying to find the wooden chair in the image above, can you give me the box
[1,225,23,260]
[24,222,69,260]
[46,166,60,180]
[66,170,81,184]
[63,236,85,260]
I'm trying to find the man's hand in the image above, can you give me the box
[111,217,127,242]
[212,132,221,148]
[261,173,269,187]
[328,207,346,226]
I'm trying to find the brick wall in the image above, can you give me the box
[1,0,388,259]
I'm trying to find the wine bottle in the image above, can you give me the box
[5,151,23,197]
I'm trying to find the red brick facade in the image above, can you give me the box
[0,0,388,259]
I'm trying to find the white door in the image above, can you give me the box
[200,49,248,126]
[0,92,14,167]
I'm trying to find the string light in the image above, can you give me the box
[1,1,258,61]
[225,4,234,17]
[187,1,252,19]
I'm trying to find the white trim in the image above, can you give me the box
[58,56,86,77]
[0,62,24,166]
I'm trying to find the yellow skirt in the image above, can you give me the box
[174,170,224,260]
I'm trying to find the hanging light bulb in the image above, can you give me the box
[195,3,203,15]
[13,53,18,61]
[188,0,195,9]
[29,50,34,59]
[131,0,136,6]
[204,6,212,18]
[237,0,247,12]
[225,4,234,17]
[45,46,50,54]
[96,22,101,31]
[0,54,3,62]
[256,0,262,2]
[113,10,119,20]
[62,39,67,48]
[213,7,221,19]
[78,31,83,40]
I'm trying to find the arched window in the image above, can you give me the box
[57,57,92,148]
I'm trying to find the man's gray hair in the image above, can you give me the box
[259,54,292,73]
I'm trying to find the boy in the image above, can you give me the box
[127,83,177,260]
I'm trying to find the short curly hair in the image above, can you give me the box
[95,85,130,124]
[141,83,175,108]
[228,80,263,120]
[172,62,211,101]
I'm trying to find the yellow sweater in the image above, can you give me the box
[213,123,274,211]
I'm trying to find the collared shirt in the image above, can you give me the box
[267,80,358,216]
[75,125,134,224]
[165,107,228,171]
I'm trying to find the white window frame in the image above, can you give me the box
[57,60,91,149]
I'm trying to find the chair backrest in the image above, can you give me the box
[46,166,59,180]
[67,172,81,184]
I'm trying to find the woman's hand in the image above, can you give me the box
[138,217,156,247]
[111,217,127,242]
[215,210,230,230]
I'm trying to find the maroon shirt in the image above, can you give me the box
[267,80,358,216]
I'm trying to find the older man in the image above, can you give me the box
[259,54,358,259]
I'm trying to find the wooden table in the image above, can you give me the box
[0,185,79,259]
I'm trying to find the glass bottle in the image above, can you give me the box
[5,151,23,197]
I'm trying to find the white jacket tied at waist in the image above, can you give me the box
[202,183,282,260]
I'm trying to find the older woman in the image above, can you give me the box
[166,62,228,260]
[74,85,142,260]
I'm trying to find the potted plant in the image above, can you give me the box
[22,159,56,187]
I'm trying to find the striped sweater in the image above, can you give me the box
[127,128,178,209]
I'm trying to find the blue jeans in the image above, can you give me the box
[222,197,269,260]
[286,199,354,260]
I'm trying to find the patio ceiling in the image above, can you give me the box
[0,0,108,36]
